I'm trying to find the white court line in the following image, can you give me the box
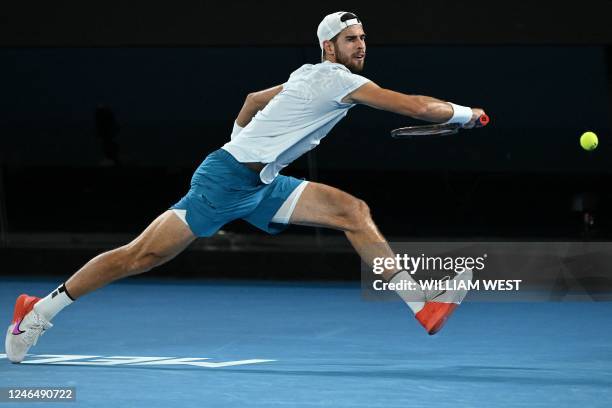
[0,354,276,368]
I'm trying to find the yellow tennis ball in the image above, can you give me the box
[580,131,598,151]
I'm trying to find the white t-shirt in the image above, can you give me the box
[222,61,370,184]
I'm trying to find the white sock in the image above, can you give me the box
[33,283,74,321]
[390,271,425,314]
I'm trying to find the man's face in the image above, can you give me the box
[328,25,366,73]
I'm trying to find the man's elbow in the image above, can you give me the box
[245,92,259,109]
[246,91,270,111]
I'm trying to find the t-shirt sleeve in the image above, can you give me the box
[332,69,371,104]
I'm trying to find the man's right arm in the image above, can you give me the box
[343,81,484,126]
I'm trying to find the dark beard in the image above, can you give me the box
[335,49,364,73]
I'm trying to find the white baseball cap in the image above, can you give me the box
[317,11,362,51]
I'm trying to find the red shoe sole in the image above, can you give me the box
[415,302,458,335]
[12,294,41,324]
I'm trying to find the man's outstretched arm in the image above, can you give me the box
[343,81,485,127]
[235,84,284,127]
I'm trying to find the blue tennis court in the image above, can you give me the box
[2,278,611,407]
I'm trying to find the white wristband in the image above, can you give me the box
[444,103,473,125]
[230,121,244,139]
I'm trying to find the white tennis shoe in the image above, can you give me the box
[5,294,52,363]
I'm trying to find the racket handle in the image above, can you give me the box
[477,113,490,127]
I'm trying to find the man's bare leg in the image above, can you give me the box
[289,182,472,335]
[31,210,196,324]
[64,210,196,299]
[289,182,425,310]
[6,210,197,363]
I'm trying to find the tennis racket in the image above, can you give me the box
[391,114,490,139]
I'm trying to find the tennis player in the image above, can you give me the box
[6,11,487,362]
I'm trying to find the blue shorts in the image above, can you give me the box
[170,148,305,237]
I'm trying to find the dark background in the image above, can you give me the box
[1,0,611,279]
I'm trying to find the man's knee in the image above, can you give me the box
[342,197,373,232]
[122,245,168,276]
